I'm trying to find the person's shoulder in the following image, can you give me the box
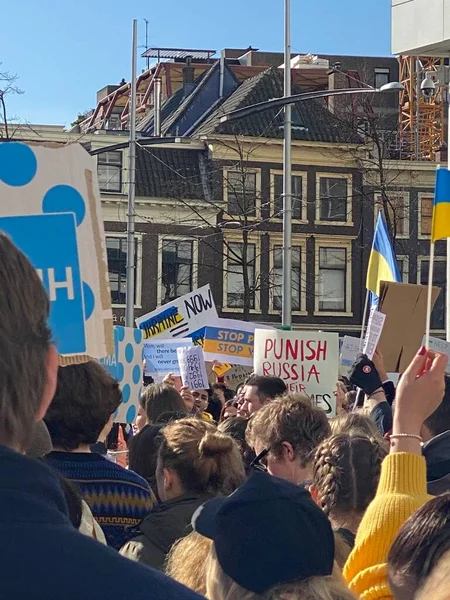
[97,459,152,493]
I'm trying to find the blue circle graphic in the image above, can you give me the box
[122,384,131,404]
[117,362,124,382]
[42,185,86,226]
[133,328,143,344]
[125,343,134,363]
[126,405,137,424]
[116,327,125,342]
[0,142,37,186]
[82,282,95,320]
[132,364,141,385]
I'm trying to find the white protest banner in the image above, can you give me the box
[363,307,386,360]
[135,285,218,342]
[340,336,361,368]
[0,142,113,359]
[422,335,450,373]
[202,318,274,367]
[144,339,193,378]
[253,329,339,416]
[98,326,143,424]
[177,346,209,391]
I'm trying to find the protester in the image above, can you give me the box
[211,383,228,405]
[128,424,164,493]
[218,416,256,476]
[330,411,388,451]
[0,232,202,599]
[344,346,448,599]
[193,472,356,600]
[44,361,156,550]
[246,392,331,486]
[143,382,188,424]
[387,493,450,600]
[134,393,149,434]
[207,393,223,422]
[121,418,245,570]
[237,374,287,418]
[165,531,213,596]
[312,433,386,548]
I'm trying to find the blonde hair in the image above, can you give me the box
[0,233,51,450]
[206,546,357,600]
[165,532,212,596]
[159,418,245,495]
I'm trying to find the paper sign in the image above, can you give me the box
[363,308,386,360]
[98,326,144,424]
[212,363,232,377]
[135,285,218,341]
[177,346,209,391]
[340,336,362,367]
[203,318,274,367]
[143,339,193,378]
[0,142,113,358]
[253,329,339,416]
[423,335,450,373]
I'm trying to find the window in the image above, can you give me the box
[226,170,257,217]
[375,193,409,237]
[226,242,256,309]
[420,259,446,330]
[420,195,433,237]
[97,151,122,192]
[161,240,194,303]
[272,245,302,311]
[273,174,303,220]
[106,236,137,305]
[375,68,390,89]
[318,247,347,311]
[396,257,409,283]
[319,177,349,222]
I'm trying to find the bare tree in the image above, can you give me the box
[0,66,23,140]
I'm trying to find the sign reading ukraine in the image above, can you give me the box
[202,318,274,367]
[135,285,218,341]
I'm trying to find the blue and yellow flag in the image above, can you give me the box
[366,211,401,304]
[432,168,450,242]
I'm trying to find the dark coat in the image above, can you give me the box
[121,493,213,570]
[423,430,450,495]
[0,445,202,600]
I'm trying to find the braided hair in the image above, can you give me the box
[312,433,386,519]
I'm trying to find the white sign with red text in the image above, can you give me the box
[253,329,339,416]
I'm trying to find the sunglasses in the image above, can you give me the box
[250,447,270,472]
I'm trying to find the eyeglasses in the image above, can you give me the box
[250,447,270,472]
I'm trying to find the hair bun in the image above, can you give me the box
[199,432,234,457]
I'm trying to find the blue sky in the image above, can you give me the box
[2,0,392,126]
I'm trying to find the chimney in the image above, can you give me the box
[154,77,162,137]
[183,56,195,97]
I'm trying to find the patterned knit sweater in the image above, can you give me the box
[46,451,156,550]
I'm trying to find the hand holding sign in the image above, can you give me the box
[177,346,209,391]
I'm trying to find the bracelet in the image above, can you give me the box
[389,433,423,442]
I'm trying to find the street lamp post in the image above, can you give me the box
[219,82,404,327]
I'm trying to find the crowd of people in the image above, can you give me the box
[2,228,450,599]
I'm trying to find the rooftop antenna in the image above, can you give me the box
[144,19,149,70]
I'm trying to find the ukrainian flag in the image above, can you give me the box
[366,211,401,305]
[432,168,450,242]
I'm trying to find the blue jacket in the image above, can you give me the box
[0,445,203,600]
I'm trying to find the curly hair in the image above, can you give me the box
[312,433,386,520]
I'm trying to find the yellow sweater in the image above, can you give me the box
[343,453,432,599]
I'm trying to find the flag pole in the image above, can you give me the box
[425,242,435,350]
[359,289,370,351]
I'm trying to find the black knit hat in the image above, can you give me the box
[192,472,334,595]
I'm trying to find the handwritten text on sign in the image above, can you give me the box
[177,346,209,391]
[253,330,339,416]
[144,338,192,378]
[135,285,218,341]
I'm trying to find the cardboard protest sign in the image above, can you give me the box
[423,335,450,373]
[363,308,386,360]
[177,346,209,391]
[135,285,218,341]
[143,339,193,378]
[340,336,361,368]
[98,326,143,424]
[202,319,274,367]
[212,362,232,377]
[378,282,440,373]
[0,142,113,359]
[253,329,339,416]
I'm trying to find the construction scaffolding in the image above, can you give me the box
[399,55,445,161]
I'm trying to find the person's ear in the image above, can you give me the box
[281,441,296,462]
[163,467,173,491]
[35,344,58,422]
